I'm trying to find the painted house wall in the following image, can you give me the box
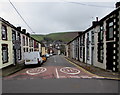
[0,21,14,69]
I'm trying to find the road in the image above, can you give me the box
[2,55,119,93]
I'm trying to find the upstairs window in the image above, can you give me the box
[106,19,114,41]
[98,43,103,63]
[98,26,104,42]
[1,25,7,40]
[108,22,114,39]
[12,30,16,41]
[23,36,25,46]
[17,33,21,41]
[98,25,104,63]
[91,31,94,45]
[26,37,28,46]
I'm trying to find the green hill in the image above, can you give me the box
[31,32,82,43]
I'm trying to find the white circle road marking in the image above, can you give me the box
[26,67,47,75]
[60,67,80,75]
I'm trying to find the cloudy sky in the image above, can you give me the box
[0,0,119,34]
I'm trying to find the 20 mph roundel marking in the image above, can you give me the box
[26,67,47,75]
[60,67,80,75]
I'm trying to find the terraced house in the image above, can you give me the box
[0,17,42,69]
[66,2,120,72]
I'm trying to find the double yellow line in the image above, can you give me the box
[64,56,120,80]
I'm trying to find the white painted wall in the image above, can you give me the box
[0,22,14,69]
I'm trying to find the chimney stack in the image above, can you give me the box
[22,29,26,34]
[92,17,98,26]
[116,2,120,8]
[96,17,98,22]
[17,26,21,31]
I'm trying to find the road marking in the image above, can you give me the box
[55,68,60,78]
[26,67,47,75]
[60,67,80,75]
[64,57,120,80]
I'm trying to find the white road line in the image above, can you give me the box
[55,68,60,79]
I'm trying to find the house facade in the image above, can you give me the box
[0,18,13,69]
[94,6,120,72]
[66,4,120,72]
[0,17,42,69]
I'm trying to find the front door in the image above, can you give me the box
[106,42,113,70]
[91,47,94,65]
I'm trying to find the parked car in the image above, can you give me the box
[41,55,47,63]
[49,53,53,56]
[45,53,50,58]
[23,51,43,66]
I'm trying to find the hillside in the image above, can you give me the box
[31,32,82,43]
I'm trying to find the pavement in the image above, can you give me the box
[1,63,25,77]
[65,56,120,80]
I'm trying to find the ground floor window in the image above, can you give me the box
[98,43,103,63]
[2,44,8,63]
[87,46,89,60]
[23,48,25,52]
[80,47,82,58]
[26,48,28,52]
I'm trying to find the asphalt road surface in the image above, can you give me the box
[2,55,119,93]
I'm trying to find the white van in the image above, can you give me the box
[23,52,43,66]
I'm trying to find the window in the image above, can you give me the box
[23,36,25,46]
[2,44,8,63]
[87,33,89,60]
[26,48,28,52]
[80,47,82,58]
[87,46,89,60]
[91,31,94,45]
[98,26,104,42]
[23,48,25,52]
[18,49,21,60]
[26,37,28,46]
[98,25,104,63]
[108,22,114,39]
[12,30,16,41]
[1,25,7,40]
[98,43,103,63]
[17,33,21,41]
[106,19,114,40]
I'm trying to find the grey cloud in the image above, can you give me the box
[0,2,116,34]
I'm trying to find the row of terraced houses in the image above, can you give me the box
[0,17,46,69]
[66,2,120,72]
